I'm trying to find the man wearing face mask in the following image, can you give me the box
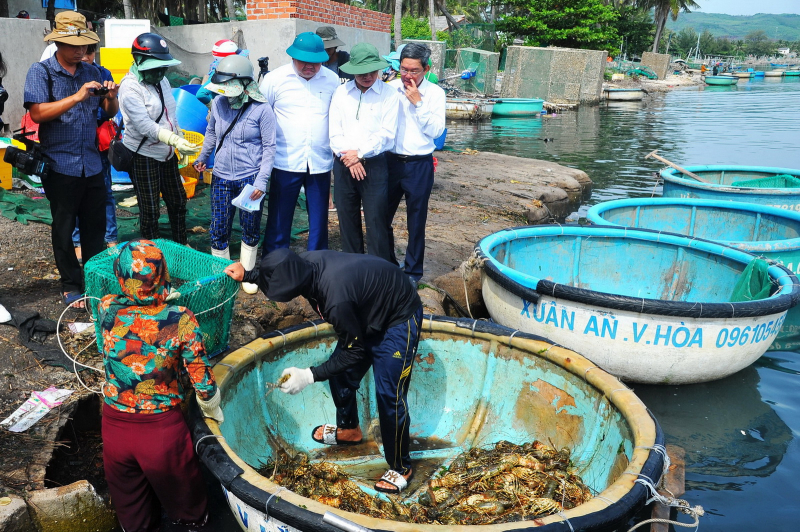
[118,33,200,245]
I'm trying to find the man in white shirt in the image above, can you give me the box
[329,43,399,262]
[387,43,446,286]
[260,32,339,253]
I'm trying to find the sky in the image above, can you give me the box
[696,0,800,16]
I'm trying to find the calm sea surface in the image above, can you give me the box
[446,78,800,530]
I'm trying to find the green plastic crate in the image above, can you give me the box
[84,239,238,357]
[731,174,800,189]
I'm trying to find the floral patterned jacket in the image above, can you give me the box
[98,240,217,414]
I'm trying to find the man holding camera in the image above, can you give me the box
[23,12,118,308]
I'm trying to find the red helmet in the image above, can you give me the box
[212,40,240,58]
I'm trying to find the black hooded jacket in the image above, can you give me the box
[244,249,422,381]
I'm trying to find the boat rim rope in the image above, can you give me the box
[265,486,288,522]
[195,433,226,454]
[622,445,704,532]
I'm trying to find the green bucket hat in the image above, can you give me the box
[286,32,329,63]
[340,43,389,75]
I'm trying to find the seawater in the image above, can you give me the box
[447,78,800,530]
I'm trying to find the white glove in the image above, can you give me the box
[157,128,200,156]
[196,389,224,424]
[280,367,314,395]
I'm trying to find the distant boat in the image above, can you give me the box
[734,71,754,78]
[753,71,766,78]
[704,75,738,86]
[771,63,789,68]
[765,70,785,78]
[476,225,799,384]
[445,98,494,120]
[603,88,646,101]
[491,98,545,118]
[660,165,800,211]
[784,70,800,77]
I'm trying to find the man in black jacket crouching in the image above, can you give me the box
[225,248,422,494]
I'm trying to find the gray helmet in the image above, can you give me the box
[211,54,254,83]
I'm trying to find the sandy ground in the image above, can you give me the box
[0,149,590,497]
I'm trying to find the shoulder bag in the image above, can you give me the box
[108,84,166,173]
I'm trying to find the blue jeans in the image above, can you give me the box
[72,157,117,246]
[210,173,263,249]
[263,167,330,253]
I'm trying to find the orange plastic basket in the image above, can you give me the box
[182,176,198,198]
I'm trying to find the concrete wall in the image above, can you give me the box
[501,46,606,105]
[160,19,390,80]
[7,0,72,20]
[454,48,499,96]
[402,39,446,80]
[642,51,670,80]
[0,18,55,133]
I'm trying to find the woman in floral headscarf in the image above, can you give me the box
[97,239,223,532]
[193,54,276,295]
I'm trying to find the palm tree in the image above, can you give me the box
[639,0,699,53]
[394,0,403,43]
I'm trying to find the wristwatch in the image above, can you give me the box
[414,100,423,108]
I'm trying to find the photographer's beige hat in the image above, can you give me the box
[44,12,99,45]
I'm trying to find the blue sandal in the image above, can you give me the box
[62,291,86,312]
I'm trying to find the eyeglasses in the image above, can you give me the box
[399,68,423,76]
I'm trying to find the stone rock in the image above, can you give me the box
[27,480,117,532]
[418,287,445,316]
[0,494,35,532]
[433,261,488,319]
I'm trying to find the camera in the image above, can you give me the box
[2,130,51,178]
[93,87,109,96]
[257,56,269,82]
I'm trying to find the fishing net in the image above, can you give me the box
[84,239,238,357]
[730,258,773,303]
[731,174,800,189]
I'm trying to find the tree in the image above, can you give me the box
[674,26,697,57]
[497,0,620,54]
[612,5,654,57]
[745,30,773,57]
[395,0,403,42]
[638,0,699,54]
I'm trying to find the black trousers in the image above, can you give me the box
[387,153,434,282]
[333,154,392,262]
[41,170,106,293]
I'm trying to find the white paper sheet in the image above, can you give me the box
[231,184,265,213]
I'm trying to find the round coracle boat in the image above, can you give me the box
[476,225,800,385]
[190,317,664,532]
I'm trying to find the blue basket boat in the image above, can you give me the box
[476,225,800,385]
[660,165,800,211]
[191,316,665,532]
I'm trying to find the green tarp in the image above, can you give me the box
[730,258,773,302]
[0,182,310,258]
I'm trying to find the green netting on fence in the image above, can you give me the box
[731,175,800,189]
[730,258,773,303]
[84,239,238,357]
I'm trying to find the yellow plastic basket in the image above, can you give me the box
[178,129,204,166]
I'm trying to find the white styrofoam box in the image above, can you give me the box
[104,19,151,49]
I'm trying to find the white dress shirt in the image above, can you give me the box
[260,63,339,173]
[389,78,446,156]
[329,79,399,159]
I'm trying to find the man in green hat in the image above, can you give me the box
[260,32,340,257]
[329,43,399,263]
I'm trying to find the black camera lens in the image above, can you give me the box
[94,87,110,96]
